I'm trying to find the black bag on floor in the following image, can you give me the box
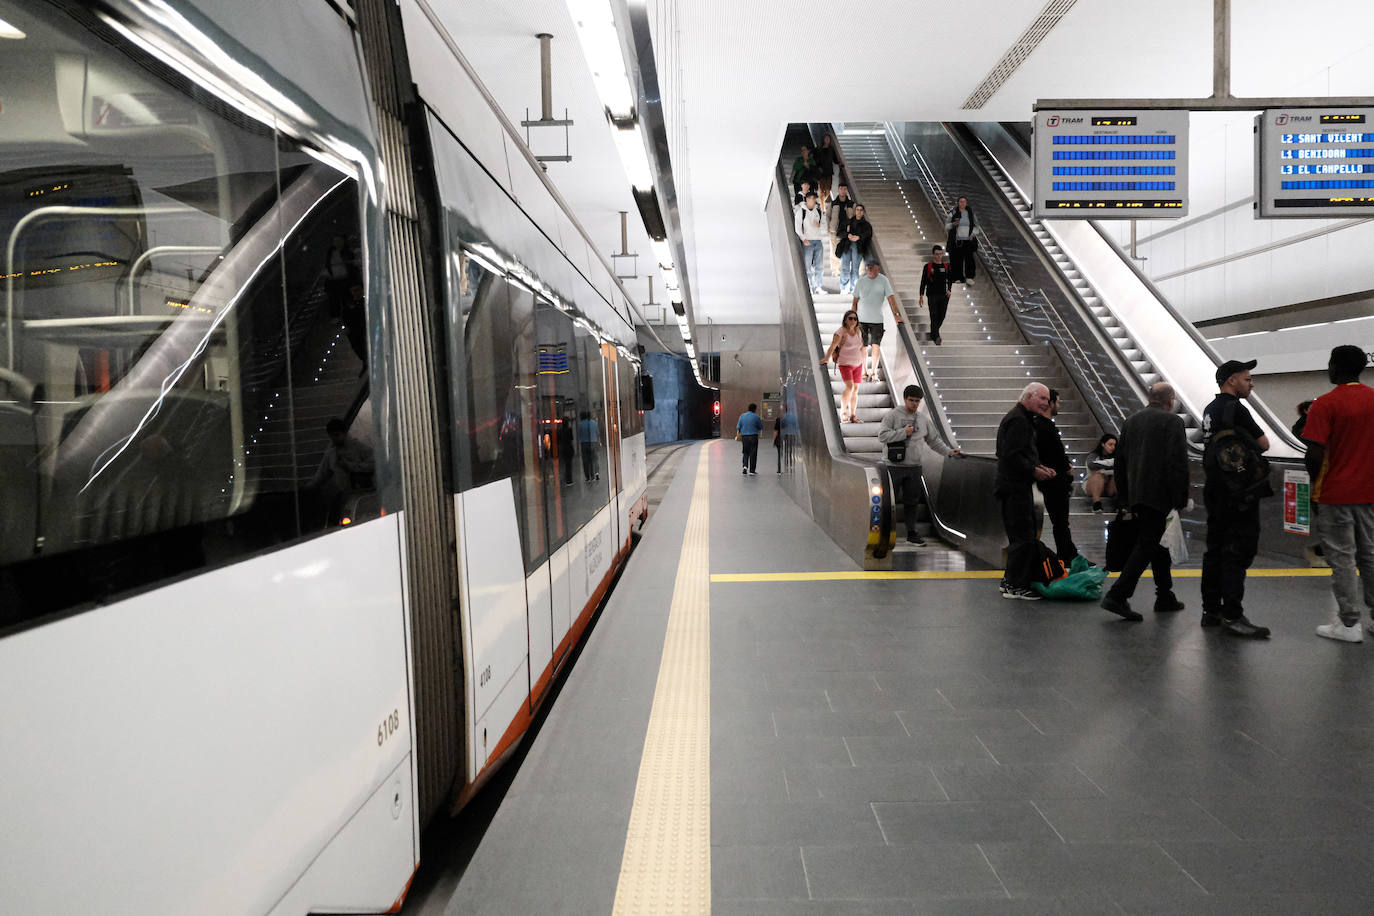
[1030,540,1067,584]
[1105,509,1138,572]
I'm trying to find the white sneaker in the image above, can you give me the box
[1317,622,1364,643]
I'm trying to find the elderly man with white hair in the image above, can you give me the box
[996,383,1057,600]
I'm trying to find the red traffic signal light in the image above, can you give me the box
[712,400,721,416]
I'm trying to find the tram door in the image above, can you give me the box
[601,343,623,495]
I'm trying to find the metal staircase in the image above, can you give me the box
[835,127,1101,459]
[951,125,1203,443]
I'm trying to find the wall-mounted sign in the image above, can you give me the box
[1256,107,1374,217]
[1033,109,1189,218]
[1283,468,1311,535]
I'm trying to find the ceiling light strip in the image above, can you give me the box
[962,0,1079,110]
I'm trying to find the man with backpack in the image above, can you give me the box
[877,385,962,546]
[1200,359,1273,638]
[794,191,827,294]
[918,245,953,345]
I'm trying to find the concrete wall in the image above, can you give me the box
[642,352,715,444]
[719,349,783,432]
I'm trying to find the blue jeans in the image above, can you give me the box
[1317,502,1374,626]
[802,240,824,291]
[840,244,863,292]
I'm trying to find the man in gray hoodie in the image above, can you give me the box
[877,385,962,545]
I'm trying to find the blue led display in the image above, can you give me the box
[1052,181,1177,191]
[1052,150,1176,160]
[1052,135,1176,144]
[1280,179,1374,189]
[1052,166,1176,176]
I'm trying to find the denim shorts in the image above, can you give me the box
[860,321,884,346]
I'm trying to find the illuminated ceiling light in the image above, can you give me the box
[651,238,674,270]
[610,121,653,190]
[0,16,26,39]
[661,266,679,290]
[565,0,635,119]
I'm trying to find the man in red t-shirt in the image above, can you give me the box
[1303,345,1374,643]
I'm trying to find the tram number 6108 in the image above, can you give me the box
[377,709,401,747]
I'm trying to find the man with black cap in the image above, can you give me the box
[1200,358,1272,638]
[1303,345,1374,643]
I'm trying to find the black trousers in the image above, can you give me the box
[775,440,783,472]
[928,295,949,339]
[1106,505,1174,601]
[888,465,925,532]
[1039,483,1078,563]
[999,487,1038,587]
[581,446,598,481]
[741,434,759,472]
[1201,486,1261,619]
[950,240,977,282]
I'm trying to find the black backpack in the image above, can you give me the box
[1203,402,1273,508]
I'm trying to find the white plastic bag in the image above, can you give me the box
[1161,511,1188,565]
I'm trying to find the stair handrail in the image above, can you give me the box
[904,133,1136,433]
[922,122,1157,431]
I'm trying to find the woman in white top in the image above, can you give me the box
[820,310,866,423]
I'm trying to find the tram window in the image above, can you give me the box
[618,357,644,438]
[0,2,376,631]
[455,253,546,571]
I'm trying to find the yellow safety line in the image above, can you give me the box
[612,449,710,915]
[712,568,1332,583]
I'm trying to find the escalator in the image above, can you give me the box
[858,120,1310,562]
[770,129,1019,569]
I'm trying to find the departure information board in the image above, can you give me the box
[1256,107,1374,217]
[1033,109,1189,218]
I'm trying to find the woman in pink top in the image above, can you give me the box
[820,310,865,423]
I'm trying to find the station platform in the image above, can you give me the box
[407,439,1374,915]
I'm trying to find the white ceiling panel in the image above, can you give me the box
[434,0,1374,327]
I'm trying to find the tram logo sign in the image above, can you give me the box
[1046,116,1059,126]
[1275,114,1288,126]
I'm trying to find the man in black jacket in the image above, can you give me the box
[918,245,953,345]
[1034,389,1080,567]
[997,383,1056,600]
[1201,359,1272,638]
[1100,383,1190,621]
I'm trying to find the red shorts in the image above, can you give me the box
[838,363,863,384]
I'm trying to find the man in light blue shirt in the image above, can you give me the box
[736,403,764,475]
[577,410,601,481]
[851,261,905,381]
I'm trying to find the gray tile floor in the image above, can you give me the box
[407,440,1374,914]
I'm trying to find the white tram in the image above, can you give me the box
[0,0,650,912]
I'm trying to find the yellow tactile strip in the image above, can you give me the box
[712,568,1333,583]
[613,449,711,915]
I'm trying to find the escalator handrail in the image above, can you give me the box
[925,122,1158,430]
[967,122,1307,454]
[900,125,1135,433]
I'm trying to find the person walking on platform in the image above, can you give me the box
[827,184,858,284]
[852,259,904,382]
[737,403,764,475]
[918,245,953,345]
[997,383,1056,600]
[814,133,837,202]
[878,385,962,545]
[1304,345,1374,643]
[945,196,978,286]
[1033,389,1082,568]
[839,203,873,297]
[820,310,865,423]
[1200,359,1272,638]
[1099,382,1190,622]
[794,191,827,294]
